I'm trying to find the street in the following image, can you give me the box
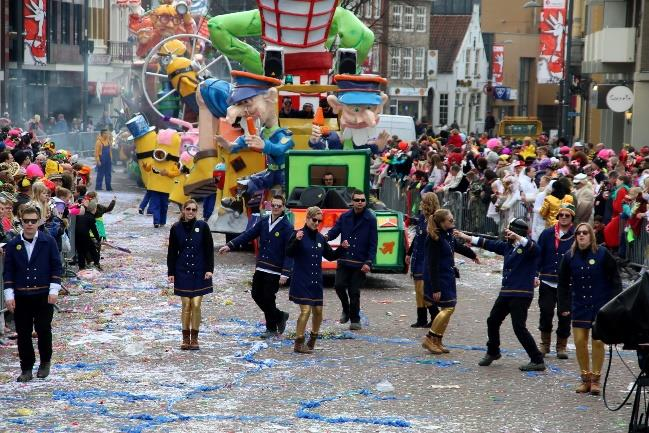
[0,168,638,433]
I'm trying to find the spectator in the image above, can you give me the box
[298,103,314,119]
[52,114,69,135]
[279,98,298,118]
[573,173,594,224]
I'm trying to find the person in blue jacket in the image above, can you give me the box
[287,206,347,353]
[167,199,214,351]
[455,218,546,371]
[219,195,293,339]
[325,189,378,330]
[536,202,575,359]
[406,192,441,328]
[3,204,63,382]
[421,209,479,355]
[558,222,621,396]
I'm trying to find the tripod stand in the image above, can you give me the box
[630,349,649,433]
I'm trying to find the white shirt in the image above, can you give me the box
[3,230,60,301]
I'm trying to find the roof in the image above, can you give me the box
[429,15,472,74]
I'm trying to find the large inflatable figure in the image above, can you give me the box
[309,74,389,154]
[217,71,292,211]
[208,2,374,81]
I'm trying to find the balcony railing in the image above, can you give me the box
[107,41,134,63]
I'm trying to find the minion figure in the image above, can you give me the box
[125,114,157,214]
[143,128,181,227]
[166,56,200,114]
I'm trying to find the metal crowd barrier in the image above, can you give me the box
[378,179,649,267]
[43,132,98,157]
[0,260,4,335]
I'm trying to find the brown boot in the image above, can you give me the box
[575,372,591,393]
[180,330,190,350]
[306,333,318,351]
[438,335,450,354]
[421,334,444,355]
[189,330,200,350]
[590,374,601,395]
[539,332,551,356]
[556,337,569,359]
[293,336,313,354]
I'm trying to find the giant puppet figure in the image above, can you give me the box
[207,1,374,82]
[216,71,293,212]
[308,74,390,154]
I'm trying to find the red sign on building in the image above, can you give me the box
[492,45,504,86]
[537,0,566,84]
[24,0,47,65]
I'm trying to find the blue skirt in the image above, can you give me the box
[174,270,213,298]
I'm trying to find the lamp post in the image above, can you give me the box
[80,0,89,130]
[524,0,573,141]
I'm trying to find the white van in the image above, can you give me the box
[376,115,417,142]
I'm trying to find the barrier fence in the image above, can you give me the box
[379,179,649,267]
[38,132,98,157]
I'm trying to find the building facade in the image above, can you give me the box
[428,5,488,133]
[384,0,431,120]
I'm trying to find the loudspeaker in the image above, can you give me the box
[264,48,284,79]
[299,186,326,207]
[287,187,306,208]
[323,188,351,209]
[336,48,357,75]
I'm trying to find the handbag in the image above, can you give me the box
[593,271,649,346]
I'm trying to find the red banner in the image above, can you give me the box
[24,0,47,65]
[537,0,566,84]
[492,45,504,85]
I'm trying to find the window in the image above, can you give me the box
[401,47,412,79]
[475,93,481,121]
[390,47,401,78]
[474,48,480,77]
[460,93,467,125]
[61,2,70,44]
[49,0,58,44]
[371,45,380,73]
[415,6,426,32]
[439,93,449,126]
[364,1,372,19]
[403,6,414,31]
[89,0,106,41]
[414,47,425,80]
[465,48,471,78]
[73,4,82,45]
[374,0,382,19]
[391,4,402,30]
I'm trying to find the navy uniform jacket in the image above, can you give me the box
[3,232,63,297]
[325,208,377,270]
[474,237,540,298]
[423,229,476,307]
[407,214,427,280]
[228,214,294,278]
[167,219,214,297]
[557,246,621,328]
[537,225,575,284]
[286,226,341,306]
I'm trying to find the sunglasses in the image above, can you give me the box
[311,218,323,223]
[557,213,572,218]
[271,203,284,208]
[22,218,38,225]
[576,230,590,236]
[184,207,198,212]
[352,198,366,202]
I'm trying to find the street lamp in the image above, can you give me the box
[524,0,574,141]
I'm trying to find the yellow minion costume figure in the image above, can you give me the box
[125,114,157,214]
[142,127,181,227]
[166,55,199,114]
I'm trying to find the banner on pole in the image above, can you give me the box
[24,0,47,65]
[537,0,566,84]
[492,45,504,85]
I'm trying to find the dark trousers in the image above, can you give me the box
[148,191,169,226]
[14,294,54,370]
[139,190,152,212]
[538,282,571,338]
[251,270,283,332]
[486,295,543,364]
[203,193,216,221]
[334,265,366,323]
[76,236,100,269]
[96,161,112,190]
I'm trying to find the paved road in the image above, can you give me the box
[0,166,639,432]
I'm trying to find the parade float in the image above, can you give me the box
[128,0,407,272]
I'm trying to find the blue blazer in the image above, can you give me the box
[537,226,575,284]
[326,208,378,269]
[3,232,63,297]
[228,214,294,277]
[475,237,540,298]
[408,214,427,280]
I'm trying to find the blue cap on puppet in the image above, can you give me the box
[227,71,282,105]
[333,74,388,106]
[125,113,156,140]
[200,79,232,118]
